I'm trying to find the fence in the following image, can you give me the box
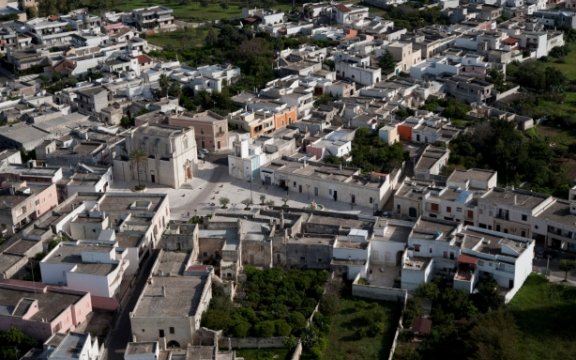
[217,336,286,349]
[352,282,408,302]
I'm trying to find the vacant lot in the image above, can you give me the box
[320,296,401,360]
[508,274,576,360]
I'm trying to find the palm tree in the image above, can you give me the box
[130,148,147,189]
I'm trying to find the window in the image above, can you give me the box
[369,197,373,204]
[159,329,165,337]
[456,207,462,213]
[429,248,433,254]
[293,181,296,187]
[446,206,452,213]
[478,260,484,266]
[522,214,528,221]
[431,203,439,212]
[414,244,421,252]
[169,327,175,334]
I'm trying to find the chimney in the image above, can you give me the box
[161,285,166,297]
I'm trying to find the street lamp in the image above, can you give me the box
[248,172,254,205]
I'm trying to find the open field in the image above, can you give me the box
[508,274,576,360]
[318,296,400,360]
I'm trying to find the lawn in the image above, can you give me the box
[236,348,291,360]
[548,43,576,80]
[508,274,576,360]
[320,297,401,360]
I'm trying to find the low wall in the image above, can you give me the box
[217,336,286,349]
[495,85,520,101]
[352,283,407,302]
[290,341,303,360]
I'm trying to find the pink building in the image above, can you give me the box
[0,280,92,341]
[30,183,59,218]
[168,111,229,152]
[0,182,59,235]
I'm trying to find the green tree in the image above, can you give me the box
[471,275,504,313]
[469,310,523,360]
[241,198,253,209]
[255,320,275,337]
[0,327,38,360]
[159,74,170,97]
[231,319,250,337]
[219,197,230,209]
[129,149,147,188]
[379,50,396,75]
[559,259,576,281]
[275,319,292,336]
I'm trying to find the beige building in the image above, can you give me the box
[260,159,401,212]
[113,124,198,189]
[168,111,229,152]
[130,251,213,348]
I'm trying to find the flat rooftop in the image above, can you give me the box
[411,218,458,240]
[537,200,576,226]
[155,251,188,276]
[0,253,24,273]
[481,188,550,210]
[0,284,83,322]
[44,243,117,276]
[403,256,430,271]
[50,332,90,359]
[4,239,39,255]
[288,235,334,246]
[447,168,496,186]
[132,275,208,318]
[125,342,157,355]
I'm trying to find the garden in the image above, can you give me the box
[201,267,329,338]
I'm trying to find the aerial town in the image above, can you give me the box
[0,0,574,359]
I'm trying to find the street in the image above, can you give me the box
[532,256,576,286]
[104,250,159,360]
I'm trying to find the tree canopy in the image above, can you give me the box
[449,119,570,196]
[201,268,328,338]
